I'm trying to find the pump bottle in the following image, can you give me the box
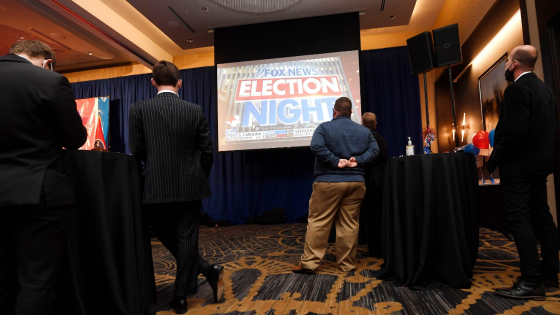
[406,137,414,156]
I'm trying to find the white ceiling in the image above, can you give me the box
[0,0,500,72]
[0,0,134,72]
[124,0,418,50]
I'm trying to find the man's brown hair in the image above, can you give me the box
[362,112,377,129]
[334,97,352,117]
[153,60,180,86]
[9,40,56,68]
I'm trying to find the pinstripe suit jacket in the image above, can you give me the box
[129,92,213,204]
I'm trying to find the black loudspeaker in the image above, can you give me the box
[432,23,463,67]
[406,32,435,74]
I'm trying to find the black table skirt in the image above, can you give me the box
[53,151,155,315]
[377,153,479,290]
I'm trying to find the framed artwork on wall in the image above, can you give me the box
[478,53,509,132]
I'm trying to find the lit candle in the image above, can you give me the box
[461,113,466,142]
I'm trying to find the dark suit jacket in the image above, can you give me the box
[0,54,87,207]
[128,92,213,204]
[490,73,557,176]
[365,129,388,189]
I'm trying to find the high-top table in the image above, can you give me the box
[376,153,479,290]
[53,150,155,315]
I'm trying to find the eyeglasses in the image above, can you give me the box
[42,59,53,71]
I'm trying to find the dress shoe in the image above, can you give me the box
[291,264,313,273]
[205,264,224,303]
[170,296,188,314]
[543,275,559,288]
[495,277,546,301]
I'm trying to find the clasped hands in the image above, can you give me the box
[337,157,358,168]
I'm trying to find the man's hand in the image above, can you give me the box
[338,159,349,168]
[347,157,358,168]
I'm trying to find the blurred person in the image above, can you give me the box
[360,112,388,257]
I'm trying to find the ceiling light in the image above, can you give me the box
[87,52,93,55]
[187,39,193,42]
[390,15,395,19]
[201,7,208,11]
[167,21,180,28]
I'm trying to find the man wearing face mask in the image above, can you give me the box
[0,40,87,315]
[488,45,558,301]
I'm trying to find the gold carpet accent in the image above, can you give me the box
[152,224,560,314]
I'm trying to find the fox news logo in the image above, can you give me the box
[256,68,319,77]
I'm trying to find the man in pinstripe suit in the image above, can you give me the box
[129,61,223,314]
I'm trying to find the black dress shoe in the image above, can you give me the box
[205,264,224,303]
[543,275,559,288]
[170,296,188,314]
[495,277,546,301]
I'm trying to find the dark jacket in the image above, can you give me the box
[365,129,388,189]
[490,73,557,176]
[0,54,87,207]
[311,116,379,182]
[128,92,213,204]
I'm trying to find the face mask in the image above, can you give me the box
[504,62,514,82]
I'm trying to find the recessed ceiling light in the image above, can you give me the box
[187,39,193,42]
[50,33,66,40]
[390,15,396,19]
[87,52,93,55]
[201,7,208,11]
[17,35,24,39]
[167,21,180,28]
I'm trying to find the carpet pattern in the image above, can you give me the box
[153,224,560,314]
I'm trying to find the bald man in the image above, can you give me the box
[488,45,558,300]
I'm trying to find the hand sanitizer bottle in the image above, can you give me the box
[406,137,414,156]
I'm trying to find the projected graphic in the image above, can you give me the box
[217,51,361,152]
[75,96,110,150]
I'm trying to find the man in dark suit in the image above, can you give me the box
[0,40,87,315]
[488,45,558,300]
[128,61,223,314]
[360,112,388,257]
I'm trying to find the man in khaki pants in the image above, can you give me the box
[292,97,379,272]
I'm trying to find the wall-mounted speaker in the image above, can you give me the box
[432,23,463,67]
[406,32,435,74]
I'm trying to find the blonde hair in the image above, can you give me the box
[362,112,377,129]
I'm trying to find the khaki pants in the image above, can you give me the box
[300,182,366,271]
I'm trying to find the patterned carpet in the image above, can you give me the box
[152,224,560,315]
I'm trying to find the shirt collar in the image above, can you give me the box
[15,54,32,63]
[515,71,532,82]
[333,116,351,120]
[157,90,178,95]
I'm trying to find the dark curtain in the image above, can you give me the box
[360,47,422,157]
[71,47,421,224]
